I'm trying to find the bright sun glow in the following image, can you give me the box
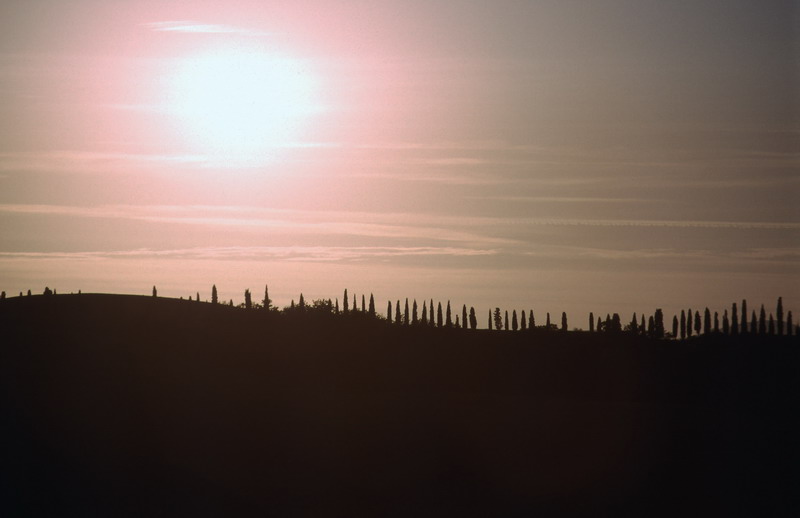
[167,48,320,165]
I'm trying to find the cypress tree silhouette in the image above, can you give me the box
[446,301,452,327]
[290,300,295,309]
[672,315,678,337]
[589,312,595,332]
[404,299,410,326]
[152,286,157,297]
[387,301,392,323]
[611,313,622,333]
[546,312,551,329]
[759,305,767,335]
[505,311,509,331]
[654,309,665,338]
[647,316,654,336]
[768,313,775,335]
[529,310,535,328]
[27,290,31,296]
[686,309,693,337]
[421,301,428,325]
[703,308,711,334]
[605,314,611,333]
[412,299,418,324]
[196,292,200,302]
[750,310,757,334]
[455,316,460,328]
[369,294,376,317]
[469,307,477,330]
[488,310,493,330]
[629,313,637,334]
[561,312,568,332]
[396,300,401,325]
[362,295,366,313]
[731,303,739,335]
[777,297,784,335]
[229,299,233,306]
[722,310,729,335]
[640,314,645,335]
[437,302,443,327]
[694,311,701,336]
[335,298,339,314]
[741,299,747,333]
[263,285,271,310]
[493,308,502,330]
[353,294,357,312]
[299,293,305,309]
[245,289,252,309]
[462,305,468,330]
[787,311,793,336]
[521,310,527,330]
[512,310,518,331]
[211,285,218,304]
[430,299,435,327]
[714,312,720,333]
[343,289,349,313]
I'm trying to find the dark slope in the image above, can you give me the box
[1,294,798,517]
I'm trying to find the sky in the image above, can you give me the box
[0,0,797,326]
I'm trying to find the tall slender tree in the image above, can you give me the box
[561,312,568,332]
[680,310,686,339]
[647,316,655,336]
[672,315,678,337]
[629,313,638,334]
[362,295,366,313]
[759,305,767,335]
[546,312,551,329]
[589,312,595,332]
[686,309,693,337]
[654,309,665,338]
[787,311,793,336]
[152,286,157,297]
[387,301,393,323]
[462,305,468,330]
[505,311,509,331]
[335,298,340,314]
[353,294,357,312]
[412,299,418,324]
[703,308,711,334]
[263,285,271,310]
[244,289,252,309]
[493,308,502,330]
[488,310,493,330]
[421,301,428,325]
[469,307,477,330]
[437,302,443,327]
[369,294,376,317]
[722,310,729,334]
[731,303,739,335]
[750,310,757,334]
[512,310,519,331]
[396,300,401,325]
[430,299,435,327]
[404,299,410,325]
[714,311,720,333]
[640,314,646,335]
[741,299,748,333]
[529,310,535,328]
[521,310,527,330]
[777,297,784,335]
[768,313,775,335]
[299,293,305,309]
[694,311,701,336]
[343,289,349,313]
[211,285,218,304]
[446,301,453,327]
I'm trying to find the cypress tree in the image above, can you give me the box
[455,316,460,328]
[362,295,366,312]
[488,310,493,330]
[530,310,535,328]
[396,300,401,324]
[437,302,443,327]
[686,309,693,337]
[245,289,252,309]
[493,308,502,330]
[680,310,686,339]
[714,312,720,332]
[759,305,767,335]
[263,285,271,310]
[462,305,468,330]
[196,292,200,302]
[343,289,349,313]
[430,300,435,327]
[211,285,218,304]
[152,286,157,297]
[404,299,410,325]
[521,310,527,330]
[299,293,305,309]
[768,314,775,335]
[421,301,428,325]
[369,294,376,317]
[787,311,793,336]
[353,294,357,312]
[561,312,568,332]
[412,299,418,324]
[335,298,339,314]
[629,313,638,334]
[672,315,678,337]
[505,311,509,331]
[512,310,519,331]
[469,307,477,330]
[640,314,646,335]
[777,297,784,335]
[731,303,739,335]
[446,301,452,327]
[703,308,711,334]
[741,299,747,333]
[589,312,595,332]
[647,316,655,336]
[750,310,757,334]
[654,309,665,338]
[546,313,551,329]
[596,316,602,333]
[722,310,729,334]
[387,301,392,323]
[694,310,701,336]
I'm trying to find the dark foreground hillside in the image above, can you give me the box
[1,294,798,517]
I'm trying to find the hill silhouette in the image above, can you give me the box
[1,294,798,517]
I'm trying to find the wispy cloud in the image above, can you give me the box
[144,21,265,35]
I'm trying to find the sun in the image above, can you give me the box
[167,47,320,165]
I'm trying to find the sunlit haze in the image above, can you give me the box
[0,0,797,323]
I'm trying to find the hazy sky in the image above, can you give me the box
[0,0,797,325]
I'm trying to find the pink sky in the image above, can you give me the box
[0,1,797,325]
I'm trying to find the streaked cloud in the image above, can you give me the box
[144,21,263,35]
